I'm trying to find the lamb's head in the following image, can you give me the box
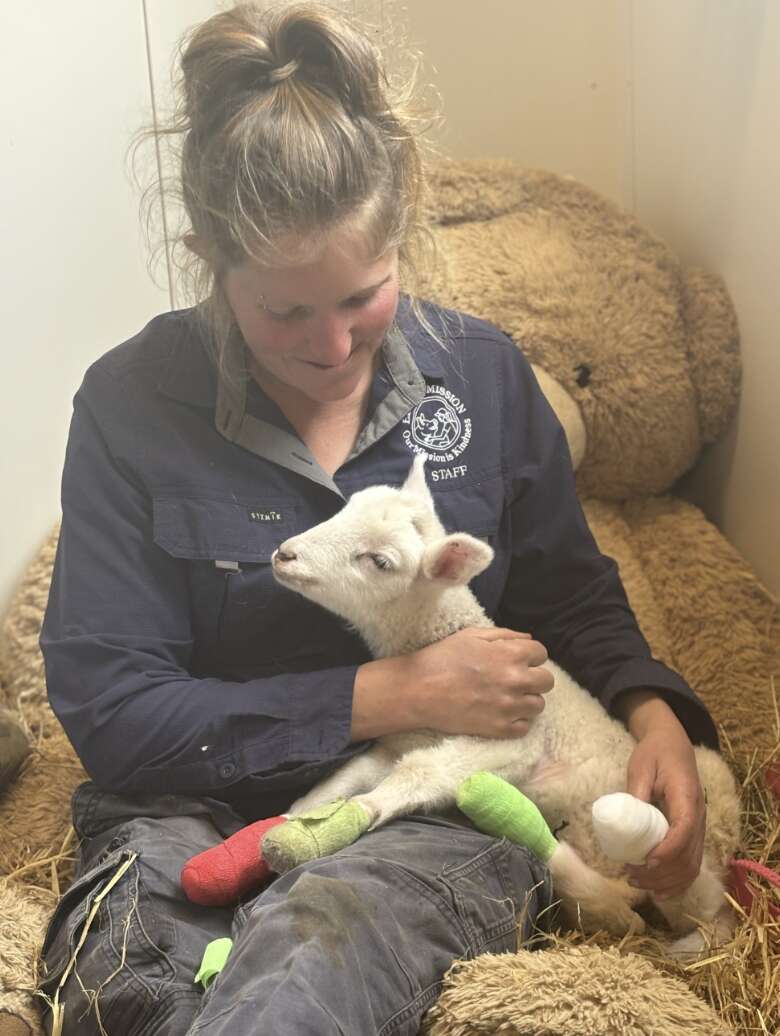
[271,456,494,627]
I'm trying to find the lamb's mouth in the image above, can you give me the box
[271,562,318,590]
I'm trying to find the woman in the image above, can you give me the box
[38,4,717,1034]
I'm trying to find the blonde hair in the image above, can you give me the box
[140,2,438,371]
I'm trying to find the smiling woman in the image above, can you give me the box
[36,3,719,1035]
[222,230,399,409]
[221,229,402,473]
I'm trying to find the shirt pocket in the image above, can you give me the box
[430,474,508,617]
[152,494,299,664]
[152,494,297,561]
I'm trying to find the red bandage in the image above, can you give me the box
[181,815,287,906]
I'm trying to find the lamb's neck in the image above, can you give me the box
[359,586,493,658]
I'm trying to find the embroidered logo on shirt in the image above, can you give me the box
[248,509,283,522]
[402,383,472,476]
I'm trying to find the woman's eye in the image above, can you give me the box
[264,306,304,322]
[258,296,368,319]
[258,291,377,320]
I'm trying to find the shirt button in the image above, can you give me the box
[219,762,237,780]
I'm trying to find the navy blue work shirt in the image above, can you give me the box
[40,300,718,820]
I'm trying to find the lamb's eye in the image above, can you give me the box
[370,553,392,571]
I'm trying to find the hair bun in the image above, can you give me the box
[267,57,301,84]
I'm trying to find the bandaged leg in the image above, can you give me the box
[262,800,372,874]
[457,771,558,861]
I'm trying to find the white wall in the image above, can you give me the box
[0,3,169,618]
[404,0,630,206]
[629,0,780,594]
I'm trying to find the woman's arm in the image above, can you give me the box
[490,346,713,892]
[494,346,718,750]
[351,628,553,742]
[42,374,365,797]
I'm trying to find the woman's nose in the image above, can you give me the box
[312,313,354,366]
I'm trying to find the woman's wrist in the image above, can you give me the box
[614,689,685,741]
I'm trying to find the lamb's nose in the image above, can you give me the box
[273,547,297,563]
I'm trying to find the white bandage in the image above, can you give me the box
[592,792,669,865]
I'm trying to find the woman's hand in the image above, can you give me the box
[618,691,706,897]
[351,627,553,742]
[407,627,554,738]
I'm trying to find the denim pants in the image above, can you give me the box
[37,781,554,1036]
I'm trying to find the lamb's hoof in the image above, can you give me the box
[607,906,646,937]
[581,903,645,937]
[263,800,371,874]
[667,928,707,960]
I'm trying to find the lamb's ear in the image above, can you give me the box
[401,454,432,504]
[422,534,494,585]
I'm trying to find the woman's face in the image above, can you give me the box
[222,227,400,407]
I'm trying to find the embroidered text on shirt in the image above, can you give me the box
[249,509,283,522]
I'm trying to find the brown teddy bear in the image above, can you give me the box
[426,158,774,765]
[426,157,741,500]
[1,158,776,1035]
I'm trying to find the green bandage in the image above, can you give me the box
[456,772,558,863]
[262,799,372,874]
[194,937,233,990]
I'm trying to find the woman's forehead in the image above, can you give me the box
[232,230,398,301]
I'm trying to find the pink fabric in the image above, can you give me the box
[729,858,780,919]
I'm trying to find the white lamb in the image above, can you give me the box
[268,457,740,948]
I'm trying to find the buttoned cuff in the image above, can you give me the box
[286,664,359,762]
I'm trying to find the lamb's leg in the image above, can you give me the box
[548,841,646,936]
[264,739,530,874]
[353,737,538,829]
[289,744,398,815]
[356,763,646,937]
[650,862,734,958]
[456,772,646,937]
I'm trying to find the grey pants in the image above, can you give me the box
[38,781,554,1036]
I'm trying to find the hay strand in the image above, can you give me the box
[35,852,138,1036]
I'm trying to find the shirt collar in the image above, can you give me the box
[395,296,447,380]
[156,308,219,408]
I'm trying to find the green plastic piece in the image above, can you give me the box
[195,937,233,990]
[262,799,372,873]
[457,771,558,862]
